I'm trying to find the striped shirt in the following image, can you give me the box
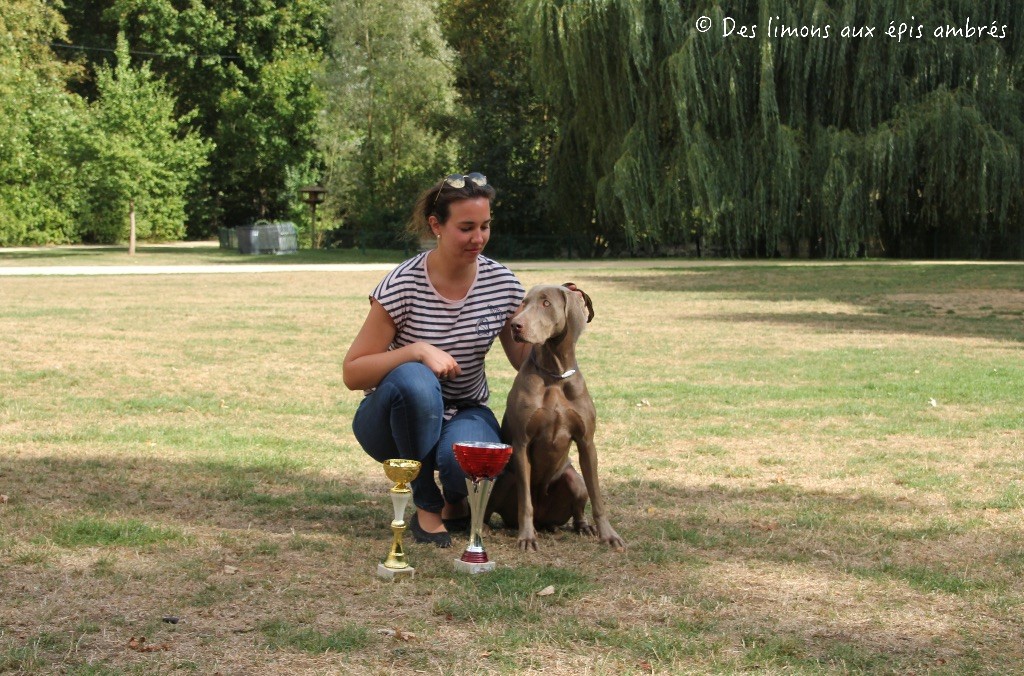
[371,252,525,411]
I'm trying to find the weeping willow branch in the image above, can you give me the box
[524,0,1024,258]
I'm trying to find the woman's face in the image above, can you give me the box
[432,197,491,263]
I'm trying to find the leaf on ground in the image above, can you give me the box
[752,520,779,531]
[536,585,555,596]
[128,636,170,653]
[377,628,416,641]
[223,565,238,575]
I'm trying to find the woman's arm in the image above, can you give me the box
[343,300,461,391]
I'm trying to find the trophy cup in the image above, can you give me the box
[377,459,421,580]
[452,441,513,574]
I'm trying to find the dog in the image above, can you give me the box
[488,283,625,551]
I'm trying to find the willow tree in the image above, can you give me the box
[523,0,691,255]
[525,0,1024,258]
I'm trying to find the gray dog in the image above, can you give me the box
[488,284,625,551]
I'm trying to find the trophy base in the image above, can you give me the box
[453,558,496,575]
[377,563,415,580]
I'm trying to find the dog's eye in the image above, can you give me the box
[542,300,551,307]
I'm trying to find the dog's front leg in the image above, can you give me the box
[511,439,539,551]
[577,432,626,549]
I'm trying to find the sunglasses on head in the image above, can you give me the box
[432,172,488,210]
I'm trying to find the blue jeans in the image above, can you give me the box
[352,362,503,513]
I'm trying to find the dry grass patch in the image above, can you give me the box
[1,259,1022,673]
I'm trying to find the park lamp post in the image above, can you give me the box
[299,183,327,249]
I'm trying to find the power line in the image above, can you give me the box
[42,40,242,61]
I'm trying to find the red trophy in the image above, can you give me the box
[452,441,513,574]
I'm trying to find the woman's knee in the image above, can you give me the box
[385,362,443,409]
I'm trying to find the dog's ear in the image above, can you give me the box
[562,282,595,323]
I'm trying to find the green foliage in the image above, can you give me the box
[437,0,557,256]
[64,0,332,235]
[76,33,210,243]
[0,0,86,245]
[215,46,326,231]
[524,0,686,255]
[526,0,1024,258]
[10,0,1019,257]
[319,0,458,243]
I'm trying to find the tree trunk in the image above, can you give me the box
[129,198,137,256]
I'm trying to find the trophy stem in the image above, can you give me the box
[455,476,497,572]
[382,489,412,570]
[450,442,512,575]
[378,460,420,580]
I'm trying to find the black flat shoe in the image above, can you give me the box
[409,512,451,548]
[442,515,470,533]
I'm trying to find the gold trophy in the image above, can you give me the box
[378,459,421,580]
[452,442,513,574]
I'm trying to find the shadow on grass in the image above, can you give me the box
[617,476,1023,593]
[8,455,383,535]
[1,248,117,261]
[9,453,1023,583]
[5,454,1023,671]
[0,245,407,266]
[700,310,1024,344]
[588,266,1024,343]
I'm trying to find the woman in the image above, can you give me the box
[343,173,530,548]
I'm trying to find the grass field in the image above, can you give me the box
[1,248,1022,674]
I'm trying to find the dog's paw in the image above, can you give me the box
[516,529,540,551]
[601,532,626,551]
[573,519,597,537]
[598,523,626,550]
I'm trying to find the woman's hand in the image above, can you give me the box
[415,342,462,381]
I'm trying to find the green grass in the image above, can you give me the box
[259,619,374,653]
[1,255,1022,673]
[50,517,186,548]
[435,566,595,622]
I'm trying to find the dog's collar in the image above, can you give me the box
[530,351,577,380]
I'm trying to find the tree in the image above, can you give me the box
[671,0,1024,258]
[523,0,689,256]
[77,33,210,245]
[0,0,85,245]
[319,0,458,245]
[61,0,332,236]
[525,0,1024,258]
[437,0,557,257]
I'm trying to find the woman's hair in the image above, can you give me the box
[407,174,496,238]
